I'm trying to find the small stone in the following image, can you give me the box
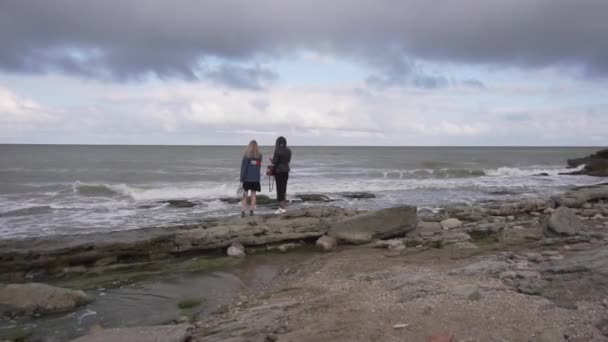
[582,203,592,209]
[393,323,409,329]
[503,278,516,287]
[316,235,337,252]
[516,279,545,295]
[524,252,543,263]
[266,334,279,342]
[227,243,246,258]
[548,255,564,261]
[452,285,483,301]
[440,218,463,230]
[507,216,515,221]
[419,231,437,238]
[594,213,606,220]
[543,208,555,214]
[541,250,560,257]
[512,225,524,230]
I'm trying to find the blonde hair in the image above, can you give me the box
[244,140,261,159]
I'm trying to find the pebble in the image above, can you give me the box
[531,212,541,217]
[541,250,560,257]
[393,323,409,329]
[524,252,543,263]
[507,216,515,221]
[594,214,606,220]
[499,271,517,280]
[512,225,524,230]
[548,255,564,261]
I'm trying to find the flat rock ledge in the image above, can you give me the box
[0,206,417,282]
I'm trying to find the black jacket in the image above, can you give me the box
[272,146,292,173]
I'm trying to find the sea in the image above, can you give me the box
[0,145,603,239]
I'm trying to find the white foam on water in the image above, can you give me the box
[484,164,585,177]
[113,183,235,201]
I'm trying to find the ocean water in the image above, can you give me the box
[0,145,602,239]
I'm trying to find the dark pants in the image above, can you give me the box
[275,172,289,202]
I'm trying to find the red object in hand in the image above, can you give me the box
[427,332,456,342]
[266,165,276,176]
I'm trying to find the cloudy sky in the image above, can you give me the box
[1,0,607,146]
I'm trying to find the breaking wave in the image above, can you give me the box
[484,164,585,177]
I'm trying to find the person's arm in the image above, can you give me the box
[240,158,247,182]
[271,150,279,165]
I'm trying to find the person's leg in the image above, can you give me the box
[281,173,289,209]
[250,191,257,214]
[241,189,247,217]
[275,174,285,203]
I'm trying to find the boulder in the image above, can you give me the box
[0,283,92,317]
[328,206,417,244]
[316,235,337,252]
[543,207,582,236]
[227,242,246,258]
[552,184,608,208]
[71,324,192,342]
[440,218,462,230]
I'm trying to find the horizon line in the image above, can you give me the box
[0,143,605,148]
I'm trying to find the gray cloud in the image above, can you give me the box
[205,64,277,90]
[1,0,607,83]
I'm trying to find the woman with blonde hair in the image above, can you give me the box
[240,140,262,217]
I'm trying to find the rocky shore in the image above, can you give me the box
[2,183,608,341]
[565,148,608,177]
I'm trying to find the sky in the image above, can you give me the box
[0,0,607,146]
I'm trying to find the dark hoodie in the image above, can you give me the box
[272,136,292,173]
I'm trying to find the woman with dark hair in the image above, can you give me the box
[271,136,291,214]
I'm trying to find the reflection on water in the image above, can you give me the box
[0,253,307,342]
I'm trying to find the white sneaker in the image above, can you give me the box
[274,208,287,214]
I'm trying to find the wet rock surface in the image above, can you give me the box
[0,283,92,317]
[3,184,608,341]
[71,324,193,342]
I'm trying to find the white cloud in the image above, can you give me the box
[0,87,54,124]
[0,72,606,146]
